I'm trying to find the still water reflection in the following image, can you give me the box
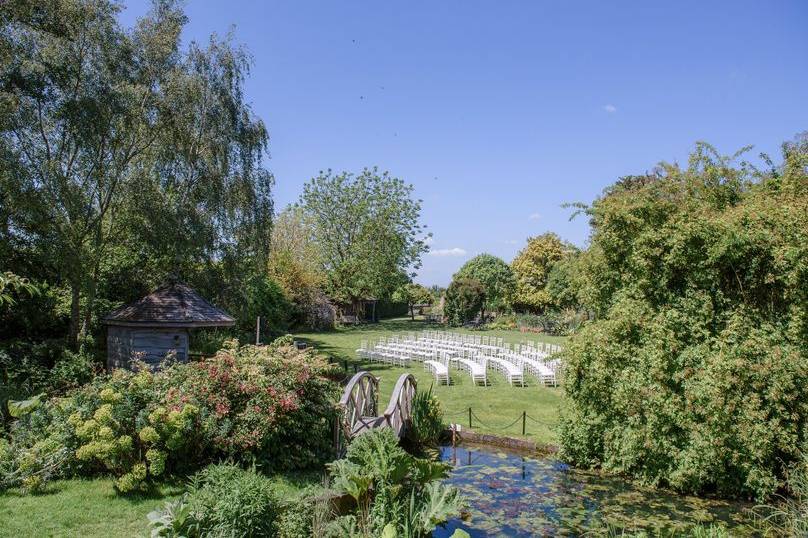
[433,444,755,537]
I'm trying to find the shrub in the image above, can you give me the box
[1,343,340,493]
[560,140,808,500]
[148,463,279,537]
[269,333,295,349]
[1,342,97,426]
[443,278,485,326]
[189,329,235,356]
[408,386,444,447]
[276,495,316,538]
[486,314,517,330]
[187,463,279,537]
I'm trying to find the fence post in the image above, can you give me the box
[468,407,472,429]
[522,411,526,436]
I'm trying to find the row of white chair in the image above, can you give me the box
[357,335,560,387]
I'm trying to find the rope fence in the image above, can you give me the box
[329,359,557,438]
[444,407,555,437]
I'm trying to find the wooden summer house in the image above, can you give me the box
[103,282,235,370]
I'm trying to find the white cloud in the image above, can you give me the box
[528,212,541,221]
[429,247,467,257]
[603,104,617,113]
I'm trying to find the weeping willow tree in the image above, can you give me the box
[0,0,273,346]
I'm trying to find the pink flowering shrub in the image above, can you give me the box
[157,342,340,470]
[2,343,339,494]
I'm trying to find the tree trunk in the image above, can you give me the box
[68,281,81,350]
[410,303,415,321]
[80,271,98,342]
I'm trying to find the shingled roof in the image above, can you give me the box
[103,282,236,328]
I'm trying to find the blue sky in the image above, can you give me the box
[120,1,808,286]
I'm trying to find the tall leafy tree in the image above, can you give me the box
[511,233,576,313]
[453,253,515,316]
[0,0,272,346]
[298,167,428,314]
[392,282,433,320]
[267,206,334,328]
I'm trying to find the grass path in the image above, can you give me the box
[295,317,566,444]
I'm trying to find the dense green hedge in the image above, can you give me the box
[560,140,808,500]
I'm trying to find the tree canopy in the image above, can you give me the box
[453,254,514,315]
[0,0,273,345]
[511,233,575,313]
[443,278,485,326]
[392,282,433,320]
[560,138,808,500]
[298,167,428,312]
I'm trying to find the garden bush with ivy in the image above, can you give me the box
[559,139,808,500]
[1,341,339,493]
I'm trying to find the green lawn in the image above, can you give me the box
[295,317,566,445]
[0,471,322,538]
[0,479,182,538]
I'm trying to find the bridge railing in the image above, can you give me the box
[335,371,379,454]
[334,371,417,454]
[381,373,417,438]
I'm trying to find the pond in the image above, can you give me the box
[433,444,756,537]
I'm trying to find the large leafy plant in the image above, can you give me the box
[327,429,463,537]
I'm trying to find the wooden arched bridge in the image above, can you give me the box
[334,371,417,454]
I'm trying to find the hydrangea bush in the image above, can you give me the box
[1,342,339,493]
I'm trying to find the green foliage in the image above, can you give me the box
[238,274,292,335]
[147,464,279,537]
[408,386,445,447]
[275,495,318,538]
[327,429,463,537]
[0,272,38,308]
[560,139,808,500]
[443,278,486,326]
[545,253,583,310]
[0,0,273,347]
[753,446,808,536]
[268,206,334,330]
[186,463,279,537]
[147,495,197,538]
[1,344,339,493]
[270,334,296,348]
[511,233,576,313]
[188,329,234,356]
[6,394,43,418]
[299,167,428,310]
[393,283,434,320]
[1,343,98,425]
[453,254,515,314]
